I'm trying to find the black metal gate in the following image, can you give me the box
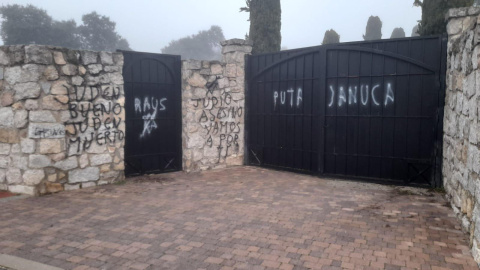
[246,36,447,187]
[122,51,182,176]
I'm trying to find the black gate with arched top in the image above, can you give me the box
[122,51,182,176]
[245,36,447,187]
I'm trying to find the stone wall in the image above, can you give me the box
[182,39,252,171]
[0,45,125,195]
[444,7,480,264]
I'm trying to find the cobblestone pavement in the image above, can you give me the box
[0,167,477,270]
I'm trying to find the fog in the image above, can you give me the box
[0,0,421,52]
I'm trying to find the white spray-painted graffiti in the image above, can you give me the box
[134,97,167,138]
[328,83,394,108]
[273,88,303,110]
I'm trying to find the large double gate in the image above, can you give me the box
[245,36,447,187]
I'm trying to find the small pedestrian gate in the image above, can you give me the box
[245,36,447,187]
[122,51,182,176]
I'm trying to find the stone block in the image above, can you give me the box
[51,80,70,95]
[44,66,59,81]
[82,182,96,188]
[113,162,125,171]
[100,52,114,65]
[447,19,463,36]
[38,139,64,154]
[68,167,100,183]
[217,78,230,89]
[6,168,22,184]
[0,143,10,155]
[39,81,51,95]
[21,138,35,154]
[225,64,237,77]
[28,123,65,139]
[44,182,63,193]
[25,99,39,110]
[86,143,107,154]
[9,185,35,196]
[29,110,56,123]
[78,66,87,75]
[0,128,19,143]
[0,107,14,127]
[10,154,28,170]
[53,51,66,65]
[0,49,10,65]
[90,154,113,166]
[29,155,52,169]
[64,184,80,191]
[185,60,202,70]
[0,156,10,168]
[61,64,78,76]
[0,169,5,183]
[88,64,103,75]
[113,53,124,66]
[79,154,89,168]
[104,66,120,73]
[7,46,25,64]
[187,73,207,88]
[109,73,124,85]
[14,82,41,101]
[72,76,84,86]
[0,92,14,107]
[41,95,69,110]
[25,45,53,65]
[53,156,78,171]
[5,64,42,85]
[81,51,98,65]
[211,64,223,75]
[23,170,45,186]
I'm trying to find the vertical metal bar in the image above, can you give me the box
[368,47,374,177]
[318,47,327,174]
[243,55,250,165]
[380,45,386,178]
[175,55,183,171]
[345,50,350,174]
[392,41,399,179]
[355,50,361,177]
[405,39,412,181]
[293,55,297,169]
[334,50,339,174]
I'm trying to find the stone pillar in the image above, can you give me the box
[444,7,480,264]
[181,39,252,172]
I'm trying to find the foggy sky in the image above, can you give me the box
[0,0,421,53]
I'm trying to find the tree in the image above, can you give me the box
[78,12,131,51]
[411,25,420,37]
[50,20,82,49]
[161,26,225,60]
[241,0,282,54]
[0,5,131,51]
[0,4,80,48]
[322,29,340,45]
[390,28,406,39]
[363,16,382,41]
[414,0,473,36]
